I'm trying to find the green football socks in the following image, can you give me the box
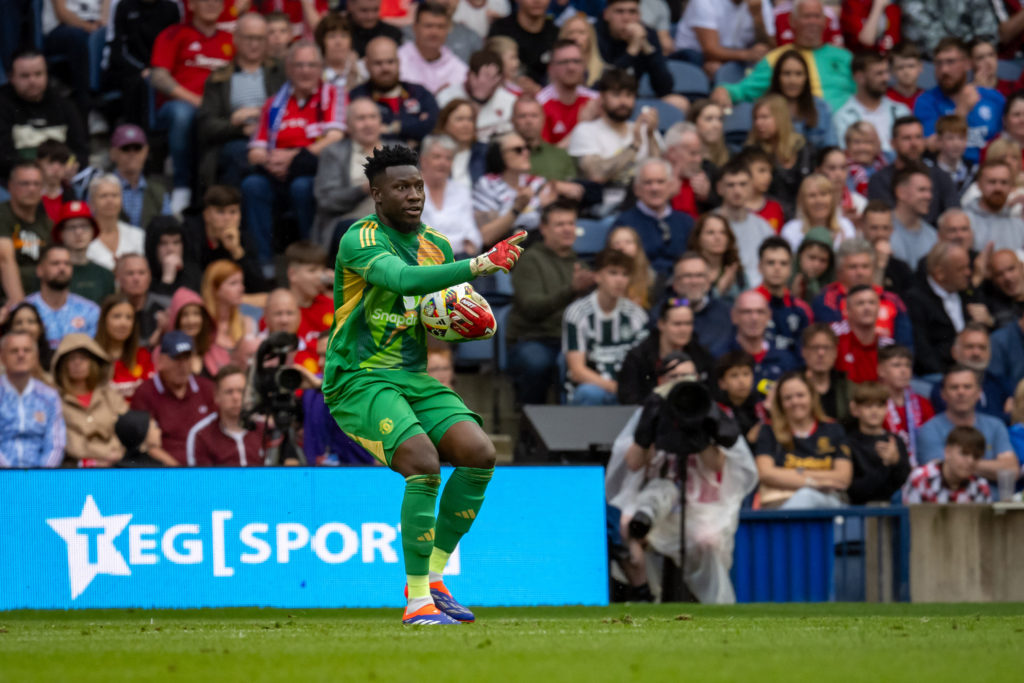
[434,467,493,555]
[401,474,441,599]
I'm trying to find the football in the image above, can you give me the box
[419,283,496,342]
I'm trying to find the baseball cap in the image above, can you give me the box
[161,331,195,358]
[111,124,147,148]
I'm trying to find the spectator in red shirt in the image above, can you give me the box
[95,293,155,401]
[840,0,901,54]
[284,241,334,347]
[831,284,894,383]
[186,364,266,466]
[773,0,843,48]
[254,0,329,40]
[243,40,345,269]
[151,0,236,214]
[130,330,216,465]
[664,122,713,219]
[886,42,924,110]
[536,39,598,146]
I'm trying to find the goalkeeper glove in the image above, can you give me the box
[469,231,527,276]
[450,292,496,339]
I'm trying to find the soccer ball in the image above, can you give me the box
[419,283,496,342]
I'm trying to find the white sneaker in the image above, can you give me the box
[169,188,192,217]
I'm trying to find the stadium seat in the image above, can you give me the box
[454,330,496,368]
[574,216,614,258]
[494,304,512,371]
[714,61,748,86]
[724,101,753,151]
[632,98,685,132]
[997,59,1023,84]
[667,60,710,99]
[917,61,936,91]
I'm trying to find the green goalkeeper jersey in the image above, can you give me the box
[323,214,475,385]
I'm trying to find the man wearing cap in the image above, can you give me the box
[108,125,171,230]
[24,245,100,348]
[51,201,115,304]
[130,330,216,466]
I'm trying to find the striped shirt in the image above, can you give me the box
[563,291,649,382]
[0,376,66,468]
[472,173,546,232]
[902,461,992,503]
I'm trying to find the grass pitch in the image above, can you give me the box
[1,603,1022,682]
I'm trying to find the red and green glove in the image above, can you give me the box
[469,231,528,276]
[450,292,496,339]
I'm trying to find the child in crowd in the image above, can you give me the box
[284,241,334,352]
[846,381,912,504]
[715,351,761,447]
[740,147,786,234]
[887,42,924,110]
[877,345,934,466]
[934,115,976,197]
[903,426,992,503]
[36,140,76,223]
[844,122,888,196]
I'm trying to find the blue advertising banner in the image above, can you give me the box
[0,467,608,610]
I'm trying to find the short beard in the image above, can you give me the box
[605,106,632,123]
[938,74,967,97]
[45,276,71,291]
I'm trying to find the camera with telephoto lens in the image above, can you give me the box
[242,331,303,431]
[628,381,740,540]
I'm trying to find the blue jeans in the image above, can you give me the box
[569,383,618,406]
[508,339,561,406]
[241,171,316,266]
[43,25,92,123]
[156,100,198,189]
[218,139,252,187]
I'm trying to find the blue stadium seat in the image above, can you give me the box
[667,60,710,98]
[997,59,1023,84]
[714,61,748,86]
[724,101,753,151]
[917,61,936,91]
[454,331,496,367]
[632,98,685,132]
[574,216,614,257]
[494,304,512,371]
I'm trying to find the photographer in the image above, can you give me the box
[186,365,265,467]
[606,351,758,604]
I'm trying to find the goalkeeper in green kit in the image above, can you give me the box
[323,145,526,625]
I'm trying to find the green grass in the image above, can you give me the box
[1,603,1023,682]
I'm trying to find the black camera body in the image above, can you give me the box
[242,331,303,432]
[654,381,740,461]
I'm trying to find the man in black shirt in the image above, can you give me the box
[347,0,404,56]
[861,200,914,293]
[488,0,559,87]
[106,0,182,126]
[596,0,674,99]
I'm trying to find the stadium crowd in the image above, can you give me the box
[2,0,1024,587]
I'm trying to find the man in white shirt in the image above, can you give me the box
[397,2,469,95]
[437,49,516,142]
[833,52,910,154]
[567,68,661,208]
[673,0,776,79]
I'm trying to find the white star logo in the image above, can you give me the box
[47,496,132,599]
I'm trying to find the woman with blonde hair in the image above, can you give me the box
[484,35,528,96]
[780,174,855,251]
[745,94,815,214]
[86,173,146,271]
[559,14,606,87]
[605,225,655,309]
[201,260,255,375]
[754,371,853,509]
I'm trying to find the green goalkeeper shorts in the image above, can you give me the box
[326,368,482,466]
